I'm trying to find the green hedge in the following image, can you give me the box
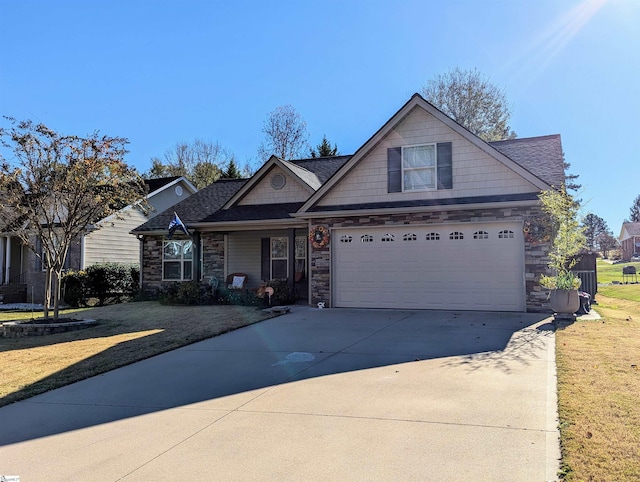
[157,278,298,307]
[62,263,140,307]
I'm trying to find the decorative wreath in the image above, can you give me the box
[309,225,330,249]
[523,217,552,245]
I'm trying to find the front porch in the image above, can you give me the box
[0,236,30,303]
[142,226,310,303]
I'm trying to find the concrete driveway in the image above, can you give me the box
[0,308,559,481]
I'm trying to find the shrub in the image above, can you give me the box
[61,270,88,307]
[62,263,140,307]
[159,281,212,305]
[266,279,297,306]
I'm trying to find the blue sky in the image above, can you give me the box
[1,0,638,232]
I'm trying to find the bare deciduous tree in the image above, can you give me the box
[258,105,309,161]
[0,118,147,319]
[596,232,618,258]
[422,67,516,142]
[146,139,235,189]
[582,213,609,250]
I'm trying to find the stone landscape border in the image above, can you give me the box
[1,319,97,337]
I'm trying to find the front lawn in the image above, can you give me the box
[556,293,640,480]
[0,301,274,407]
[596,258,640,284]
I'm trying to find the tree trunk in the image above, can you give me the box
[53,270,61,321]
[43,269,52,320]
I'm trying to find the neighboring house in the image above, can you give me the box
[133,94,566,312]
[0,176,196,304]
[619,222,640,260]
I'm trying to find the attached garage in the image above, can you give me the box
[332,222,525,311]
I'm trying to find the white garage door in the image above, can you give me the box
[332,222,525,311]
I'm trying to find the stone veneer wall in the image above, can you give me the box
[201,233,225,282]
[141,235,163,295]
[309,206,551,312]
[141,233,225,296]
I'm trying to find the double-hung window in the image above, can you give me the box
[294,236,306,275]
[262,235,308,281]
[402,144,436,191]
[387,142,452,193]
[163,240,193,281]
[271,237,288,279]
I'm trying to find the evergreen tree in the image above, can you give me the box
[582,213,608,250]
[630,195,640,222]
[223,159,243,178]
[310,135,339,158]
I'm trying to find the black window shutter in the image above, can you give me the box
[387,147,402,193]
[261,238,270,281]
[437,142,452,190]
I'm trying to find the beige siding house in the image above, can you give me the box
[134,94,566,313]
[0,176,196,303]
[81,176,196,268]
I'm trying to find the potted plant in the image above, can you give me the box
[537,185,586,315]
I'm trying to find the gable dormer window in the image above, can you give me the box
[402,145,436,191]
[387,142,452,193]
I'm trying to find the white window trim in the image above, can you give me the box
[162,239,193,281]
[270,237,288,280]
[401,143,437,192]
[295,235,306,262]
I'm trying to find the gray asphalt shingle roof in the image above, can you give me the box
[622,222,640,236]
[489,134,565,188]
[132,178,248,232]
[200,202,304,223]
[132,135,564,232]
[144,176,182,194]
[290,156,351,184]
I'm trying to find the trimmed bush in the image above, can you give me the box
[159,281,213,305]
[61,270,88,307]
[62,263,140,307]
[266,279,297,306]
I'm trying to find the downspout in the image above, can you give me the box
[288,228,295,293]
[5,237,12,284]
[137,235,144,290]
[307,220,312,306]
[0,237,5,284]
[80,235,86,270]
[194,231,202,281]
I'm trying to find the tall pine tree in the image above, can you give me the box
[310,135,339,158]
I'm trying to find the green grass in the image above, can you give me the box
[596,258,640,284]
[598,284,640,302]
[594,259,640,302]
[556,295,640,480]
[0,301,274,407]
